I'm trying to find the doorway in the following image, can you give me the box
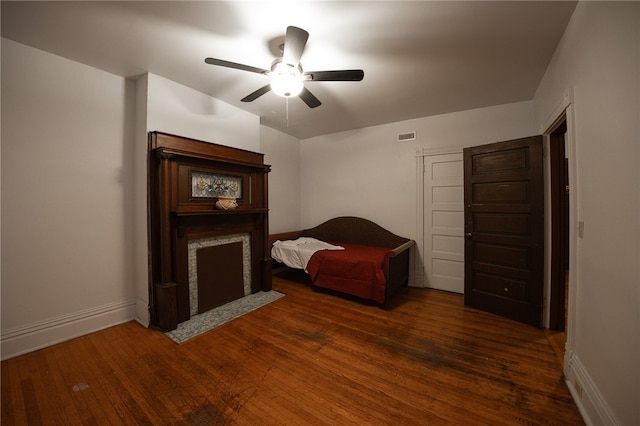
[548,117,570,360]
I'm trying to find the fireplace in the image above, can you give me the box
[148,132,271,332]
[188,233,251,315]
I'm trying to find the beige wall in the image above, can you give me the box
[533,2,639,425]
[260,126,302,234]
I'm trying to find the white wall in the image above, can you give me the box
[299,101,535,241]
[1,39,137,359]
[146,73,260,152]
[260,126,301,234]
[533,3,639,425]
[133,74,150,326]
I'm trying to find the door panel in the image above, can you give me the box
[473,213,530,235]
[464,136,544,327]
[473,181,530,202]
[471,149,529,173]
[474,272,527,301]
[473,243,530,267]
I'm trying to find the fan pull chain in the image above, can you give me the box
[285,97,290,127]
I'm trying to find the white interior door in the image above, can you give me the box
[423,152,464,293]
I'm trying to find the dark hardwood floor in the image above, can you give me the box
[2,271,584,425]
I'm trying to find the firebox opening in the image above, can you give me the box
[188,233,252,317]
[196,242,244,313]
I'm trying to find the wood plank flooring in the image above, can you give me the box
[2,271,584,425]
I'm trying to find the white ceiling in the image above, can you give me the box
[1,1,577,139]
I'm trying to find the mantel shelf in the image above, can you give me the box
[172,209,268,216]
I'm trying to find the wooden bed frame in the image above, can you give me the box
[269,216,414,305]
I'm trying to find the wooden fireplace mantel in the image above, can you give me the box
[148,132,271,331]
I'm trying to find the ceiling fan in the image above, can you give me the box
[204,26,364,108]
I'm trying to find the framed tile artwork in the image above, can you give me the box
[191,171,242,199]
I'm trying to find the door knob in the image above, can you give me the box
[465,232,473,239]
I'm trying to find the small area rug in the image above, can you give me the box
[165,290,284,344]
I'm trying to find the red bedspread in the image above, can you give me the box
[306,243,389,304]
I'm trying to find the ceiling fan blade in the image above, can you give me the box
[241,84,272,102]
[298,87,321,108]
[282,26,309,65]
[205,58,269,75]
[305,69,365,81]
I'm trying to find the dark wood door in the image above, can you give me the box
[464,136,544,327]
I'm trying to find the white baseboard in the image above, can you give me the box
[1,299,136,360]
[564,349,620,425]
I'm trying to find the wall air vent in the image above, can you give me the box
[397,131,416,142]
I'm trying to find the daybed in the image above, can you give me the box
[269,216,414,305]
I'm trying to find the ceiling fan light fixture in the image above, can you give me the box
[270,63,303,98]
[205,25,362,108]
